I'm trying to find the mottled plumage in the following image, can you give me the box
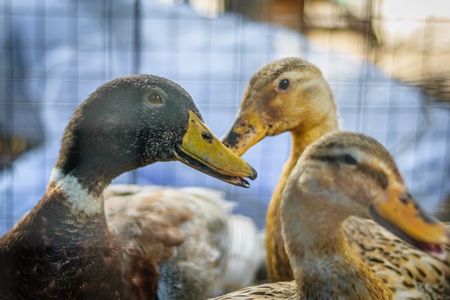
[345,217,450,299]
[104,184,263,299]
[213,132,450,300]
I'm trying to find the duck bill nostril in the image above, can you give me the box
[201,133,213,143]
[176,110,257,185]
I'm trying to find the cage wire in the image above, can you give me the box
[0,0,449,235]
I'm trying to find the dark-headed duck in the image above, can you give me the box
[0,74,256,299]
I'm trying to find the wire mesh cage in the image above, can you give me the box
[0,0,449,236]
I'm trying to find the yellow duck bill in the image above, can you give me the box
[370,183,450,261]
[175,111,257,188]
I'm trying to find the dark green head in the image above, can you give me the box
[56,75,256,191]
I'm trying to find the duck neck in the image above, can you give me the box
[55,156,120,199]
[54,126,137,200]
[53,103,142,201]
[272,117,339,207]
[51,146,127,216]
[265,116,340,280]
[281,191,392,300]
[47,167,106,217]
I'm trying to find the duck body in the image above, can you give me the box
[105,184,262,300]
[106,184,218,300]
[213,131,450,299]
[0,74,256,299]
[222,57,340,281]
[0,187,125,299]
[343,217,450,299]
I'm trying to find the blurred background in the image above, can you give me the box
[1,0,449,235]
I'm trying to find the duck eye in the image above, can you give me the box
[342,154,357,165]
[147,92,162,104]
[278,79,290,90]
[202,133,213,143]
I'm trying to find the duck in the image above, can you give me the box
[104,183,264,299]
[212,131,450,299]
[0,74,257,299]
[221,57,341,282]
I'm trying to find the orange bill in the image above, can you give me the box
[370,183,450,260]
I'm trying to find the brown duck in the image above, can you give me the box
[213,131,450,299]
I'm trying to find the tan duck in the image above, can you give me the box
[104,184,263,299]
[221,57,340,281]
[0,74,257,299]
[212,131,450,299]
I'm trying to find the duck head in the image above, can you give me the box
[222,57,337,156]
[56,75,257,191]
[286,131,450,260]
